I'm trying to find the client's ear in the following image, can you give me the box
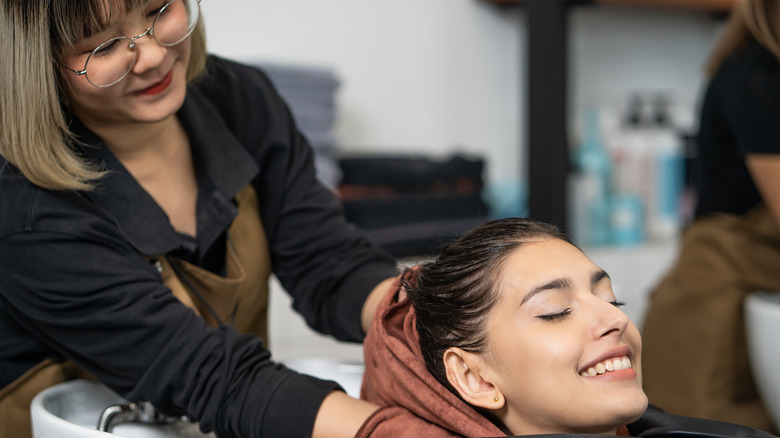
[443,347,505,410]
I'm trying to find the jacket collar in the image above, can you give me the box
[73,88,259,256]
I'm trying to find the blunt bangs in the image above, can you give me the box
[49,0,148,59]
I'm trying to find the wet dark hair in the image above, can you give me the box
[406,217,569,392]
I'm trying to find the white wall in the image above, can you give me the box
[570,5,726,136]
[201,0,525,190]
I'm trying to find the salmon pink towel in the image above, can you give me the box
[357,278,505,438]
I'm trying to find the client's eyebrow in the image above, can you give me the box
[593,269,610,285]
[521,269,611,306]
[521,277,572,305]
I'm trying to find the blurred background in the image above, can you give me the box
[199,0,731,366]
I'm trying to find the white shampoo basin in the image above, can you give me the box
[31,358,364,437]
[30,379,214,438]
[745,291,780,430]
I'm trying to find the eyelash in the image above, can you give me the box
[537,308,572,322]
[536,301,626,322]
[148,5,165,18]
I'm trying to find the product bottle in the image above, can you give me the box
[648,93,684,241]
[573,108,612,246]
[608,94,647,246]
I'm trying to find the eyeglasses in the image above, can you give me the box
[65,0,201,88]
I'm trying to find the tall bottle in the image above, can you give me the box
[648,93,684,241]
[573,108,612,246]
[609,94,648,246]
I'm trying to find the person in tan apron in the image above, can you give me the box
[0,1,399,437]
[642,0,780,432]
[0,186,270,437]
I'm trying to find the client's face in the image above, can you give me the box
[481,238,647,434]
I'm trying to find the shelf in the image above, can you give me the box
[484,0,731,230]
[481,0,737,11]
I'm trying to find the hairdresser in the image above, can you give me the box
[0,1,402,437]
[642,0,780,432]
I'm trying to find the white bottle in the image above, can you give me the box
[648,93,684,241]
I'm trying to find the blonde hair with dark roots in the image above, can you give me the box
[0,0,208,191]
[706,0,780,77]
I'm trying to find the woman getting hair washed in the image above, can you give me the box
[642,0,780,432]
[358,218,777,437]
[0,1,403,437]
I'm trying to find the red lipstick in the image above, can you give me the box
[138,70,173,95]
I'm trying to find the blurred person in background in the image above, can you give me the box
[642,0,780,432]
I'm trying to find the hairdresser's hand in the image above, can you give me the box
[395,265,421,303]
[395,286,406,303]
[312,391,379,438]
[361,276,398,335]
[361,267,419,334]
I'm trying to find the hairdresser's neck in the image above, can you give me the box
[83,115,189,180]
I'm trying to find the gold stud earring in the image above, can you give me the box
[494,396,499,402]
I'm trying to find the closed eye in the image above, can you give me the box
[148,0,168,18]
[536,308,572,322]
[92,38,122,57]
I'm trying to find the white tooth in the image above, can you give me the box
[580,371,589,377]
[623,357,631,369]
[613,358,625,371]
[605,360,615,372]
[595,363,606,374]
[587,367,597,377]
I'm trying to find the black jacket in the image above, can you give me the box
[0,56,397,437]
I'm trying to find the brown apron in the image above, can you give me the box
[0,185,271,438]
[642,203,780,433]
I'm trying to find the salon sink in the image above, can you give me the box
[31,359,364,437]
[745,291,780,430]
[31,379,214,438]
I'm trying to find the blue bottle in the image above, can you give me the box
[575,108,612,246]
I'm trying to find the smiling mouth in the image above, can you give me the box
[138,69,173,95]
[580,356,632,377]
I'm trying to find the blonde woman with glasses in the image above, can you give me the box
[643,0,780,433]
[0,1,402,437]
